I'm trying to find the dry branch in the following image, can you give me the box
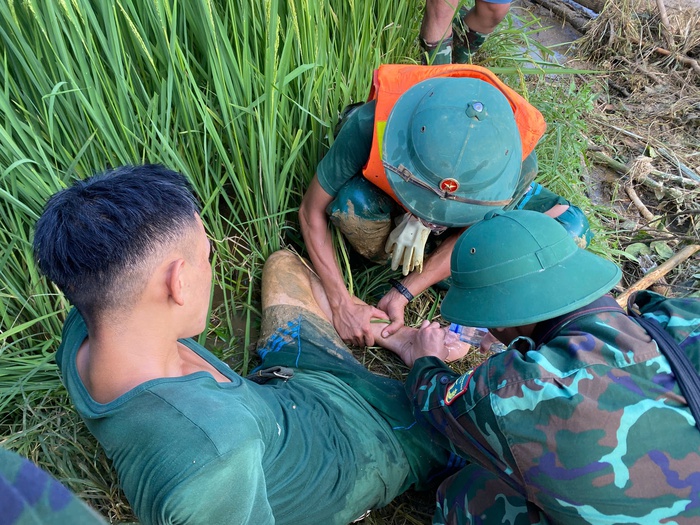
[588,151,699,195]
[574,0,700,77]
[625,184,655,221]
[528,0,592,32]
[655,0,674,50]
[589,120,700,183]
[616,244,700,307]
[653,46,700,75]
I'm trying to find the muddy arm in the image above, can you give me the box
[299,175,388,346]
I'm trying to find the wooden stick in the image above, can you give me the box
[655,0,674,50]
[527,0,591,32]
[616,244,700,307]
[654,46,700,76]
[588,150,700,187]
[589,122,700,183]
[655,145,700,183]
[625,184,655,222]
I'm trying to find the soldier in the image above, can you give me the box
[299,64,592,348]
[33,164,469,525]
[420,0,512,65]
[393,209,700,524]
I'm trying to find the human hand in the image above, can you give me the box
[331,301,389,348]
[408,320,448,365]
[385,213,431,276]
[479,331,503,354]
[443,328,472,362]
[376,289,408,339]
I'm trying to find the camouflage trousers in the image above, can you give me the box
[434,464,550,525]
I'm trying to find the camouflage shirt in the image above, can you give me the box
[406,292,700,524]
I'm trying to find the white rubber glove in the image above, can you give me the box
[385,213,431,276]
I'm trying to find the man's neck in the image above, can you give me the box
[76,318,230,404]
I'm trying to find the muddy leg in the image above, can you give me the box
[261,250,330,319]
[261,250,471,364]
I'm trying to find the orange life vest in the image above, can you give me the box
[362,64,547,201]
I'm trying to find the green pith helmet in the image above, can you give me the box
[440,210,621,328]
[382,77,522,227]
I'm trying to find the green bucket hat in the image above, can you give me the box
[382,77,522,227]
[440,210,621,328]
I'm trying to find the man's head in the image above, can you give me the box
[33,165,203,325]
[382,77,522,228]
[440,210,621,328]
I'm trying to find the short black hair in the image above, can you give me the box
[33,164,200,320]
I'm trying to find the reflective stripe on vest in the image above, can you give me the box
[362,64,547,202]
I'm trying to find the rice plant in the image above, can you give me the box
[0,0,604,522]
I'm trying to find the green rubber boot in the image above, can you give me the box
[420,36,453,65]
[452,8,487,63]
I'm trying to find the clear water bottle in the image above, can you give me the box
[448,324,506,353]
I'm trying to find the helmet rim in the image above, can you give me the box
[382,77,522,227]
[440,210,621,328]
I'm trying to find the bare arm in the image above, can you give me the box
[545,203,569,218]
[299,175,388,346]
[377,232,460,338]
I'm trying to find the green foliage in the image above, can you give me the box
[0,0,418,515]
[0,0,607,522]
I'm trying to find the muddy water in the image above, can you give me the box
[511,0,613,203]
[513,0,584,63]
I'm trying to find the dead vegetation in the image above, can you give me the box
[567,0,700,298]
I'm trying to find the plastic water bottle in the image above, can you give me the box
[448,323,507,353]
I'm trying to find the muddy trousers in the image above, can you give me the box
[434,464,550,525]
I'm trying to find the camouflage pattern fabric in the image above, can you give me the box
[406,291,700,524]
[0,448,106,525]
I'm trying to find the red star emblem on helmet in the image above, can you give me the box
[439,178,460,193]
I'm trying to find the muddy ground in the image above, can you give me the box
[516,0,700,297]
[366,5,698,520]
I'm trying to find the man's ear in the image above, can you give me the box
[166,258,187,306]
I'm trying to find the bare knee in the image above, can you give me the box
[261,250,307,303]
[260,250,329,318]
[263,250,301,279]
[423,0,460,40]
[469,1,510,32]
[426,0,459,19]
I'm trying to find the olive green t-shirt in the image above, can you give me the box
[56,308,449,525]
[316,100,376,197]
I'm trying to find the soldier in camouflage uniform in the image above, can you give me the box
[394,209,700,524]
[0,448,106,525]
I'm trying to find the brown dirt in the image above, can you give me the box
[518,0,700,298]
[366,7,699,523]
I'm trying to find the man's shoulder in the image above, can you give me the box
[118,408,268,524]
[636,290,700,332]
[316,100,376,196]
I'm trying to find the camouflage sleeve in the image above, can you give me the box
[635,290,700,370]
[0,448,107,525]
[405,357,522,484]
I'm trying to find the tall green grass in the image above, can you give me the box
[0,0,419,515]
[0,0,603,521]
